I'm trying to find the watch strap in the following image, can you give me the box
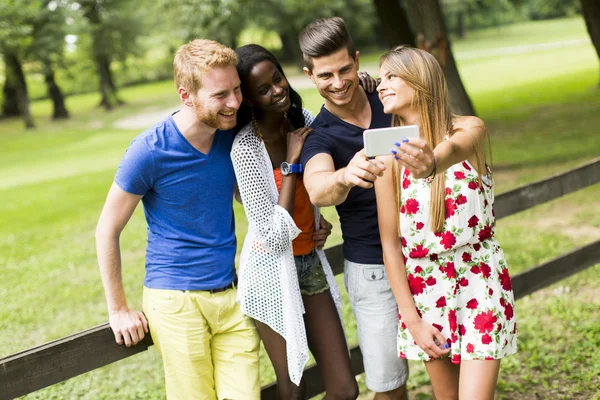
[288,163,303,173]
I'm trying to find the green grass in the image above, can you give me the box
[1,17,599,399]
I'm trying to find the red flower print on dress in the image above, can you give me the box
[440,262,456,279]
[468,181,479,190]
[416,221,424,230]
[497,323,502,332]
[426,276,437,286]
[459,324,466,336]
[480,262,491,279]
[499,268,512,291]
[451,332,458,343]
[429,254,439,262]
[462,161,472,171]
[436,296,447,308]
[504,302,514,320]
[408,274,426,295]
[454,171,466,180]
[456,194,467,205]
[414,266,423,273]
[449,309,458,332]
[485,356,494,360]
[473,243,481,251]
[405,198,420,215]
[403,168,411,177]
[478,225,493,242]
[440,231,457,249]
[402,178,410,189]
[432,323,443,332]
[499,297,505,307]
[445,198,457,218]
[481,333,492,345]
[474,310,498,334]
[468,215,479,228]
[401,236,407,247]
[445,187,452,195]
[462,252,472,262]
[452,354,461,363]
[470,264,480,274]
[399,351,407,358]
[466,298,479,309]
[466,343,475,353]
[488,288,494,296]
[459,277,469,287]
[409,244,429,258]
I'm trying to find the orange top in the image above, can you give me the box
[273,168,316,256]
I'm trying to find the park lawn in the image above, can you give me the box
[1,17,599,399]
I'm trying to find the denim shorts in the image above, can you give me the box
[294,249,330,296]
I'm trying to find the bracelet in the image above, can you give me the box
[424,155,437,180]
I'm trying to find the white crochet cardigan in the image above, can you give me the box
[231,109,344,385]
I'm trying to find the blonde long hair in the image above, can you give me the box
[380,46,484,233]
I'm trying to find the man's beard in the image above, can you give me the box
[193,102,237,130]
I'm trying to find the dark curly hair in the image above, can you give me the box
[234,44,305,132]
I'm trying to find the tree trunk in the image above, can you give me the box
[581,0,600,86]
[96,54,118,110]
[82,0,122,110]
[372,0,416,47]
[43,62,69,119]
[4,51,35,128]
[279,30,302,65]
[405,0,476,116]
[456,9,465,39]
[2,74,20,117]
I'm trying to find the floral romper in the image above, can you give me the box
[398,161,517,363]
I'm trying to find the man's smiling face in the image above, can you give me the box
[305,48,360,108]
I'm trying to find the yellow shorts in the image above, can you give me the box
[143,286,260,400]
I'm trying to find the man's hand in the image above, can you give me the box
[313,214,333,250]
[109,308,149,347]
[339,149,386,189]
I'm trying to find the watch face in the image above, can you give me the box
[281,162,290,175]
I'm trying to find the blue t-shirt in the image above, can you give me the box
[300,92,392,264]
[115,114,237,290]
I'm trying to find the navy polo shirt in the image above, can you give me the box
[301,91,392,264]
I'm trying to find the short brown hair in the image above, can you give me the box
[298,17,356,71]
[173,39,238,93]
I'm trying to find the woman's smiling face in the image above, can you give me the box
[377,65,415,116]
[245,60,291,114]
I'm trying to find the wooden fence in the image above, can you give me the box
[1,158,599,400]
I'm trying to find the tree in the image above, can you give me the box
[1,67,20,117]
[581,0,600,86]
[372,0,415,48]
[3,50,35,128]
[30,0,71,119]
[77,0,149,110]
[404,0,476,115]
[0,1,40,127]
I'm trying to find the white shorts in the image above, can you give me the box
[344,259,409,392]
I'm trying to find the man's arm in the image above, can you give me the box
[303,151,386,207]
[96,182,148,346]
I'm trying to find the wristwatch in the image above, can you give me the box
[280,162,303,176]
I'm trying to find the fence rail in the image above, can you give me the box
[1,158,599,400]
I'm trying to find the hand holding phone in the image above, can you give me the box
[363,125,420,158]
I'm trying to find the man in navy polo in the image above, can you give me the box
[299,17,409,399]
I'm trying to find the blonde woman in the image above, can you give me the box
[374,46,517,400]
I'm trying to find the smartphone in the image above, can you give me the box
[363,125,420,158]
